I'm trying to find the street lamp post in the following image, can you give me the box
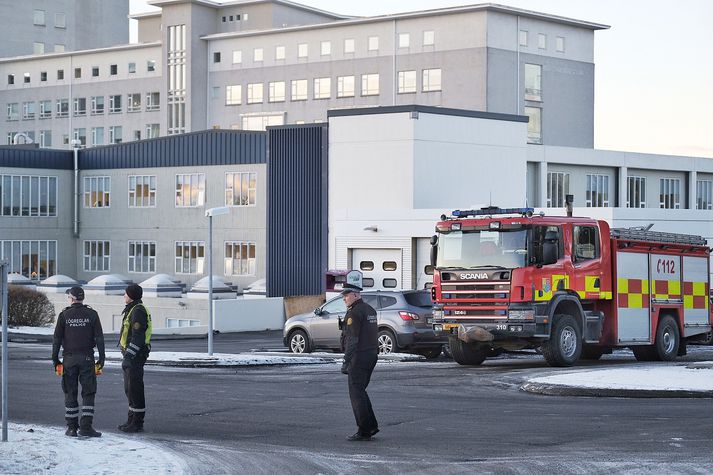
[205,206,229,356]
[1,261,9,442]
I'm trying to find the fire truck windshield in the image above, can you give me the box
[436,229,528,269]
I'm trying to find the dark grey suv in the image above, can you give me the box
[283,290,446,358]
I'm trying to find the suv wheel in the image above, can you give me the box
[289,329,312,354]
[378,329,397,354]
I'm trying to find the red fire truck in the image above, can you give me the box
[430,207,713,367]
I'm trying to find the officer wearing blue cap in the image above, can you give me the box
[52,286,105,437]
[340,283,379,441]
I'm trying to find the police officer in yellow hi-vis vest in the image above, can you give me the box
[118,283,152,433]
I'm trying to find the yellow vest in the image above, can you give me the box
[119,303,152,350]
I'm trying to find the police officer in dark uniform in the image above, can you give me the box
[52,286,105,437]
[340,283,379,441]
[118,283,152,433]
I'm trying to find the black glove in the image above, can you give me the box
[96,357,105,370]
[341,362,349,375]
[121,357,131,370]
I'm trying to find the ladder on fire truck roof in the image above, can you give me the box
[611,227,707,246]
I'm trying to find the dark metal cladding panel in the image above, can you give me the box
[267,124,328,298]
[0,147,73,169]
[79,130,266,169]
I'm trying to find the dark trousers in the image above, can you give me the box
[61,353,96,428]
[123,350,148,420]
[348,352,378,435]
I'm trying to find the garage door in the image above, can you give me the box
[352,248,402,290]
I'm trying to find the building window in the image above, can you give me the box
[585,174,609,207]
[56,99,69,118]
[142,92,158,111]
[91,96,104,115]
[175,173,205,207]
[129,175,156,208]
[240,113,284,131]
[275,45,285,60]
[291,79,308,101]
[109,126,122,144]
[55,13,66,28]
[127,93,141,112]
[74,68,81,79]
[128,62,136,74]
[247,83,264,103]
[7,74,14,85]
[268,81,286,102]
[23,73,30,84]
[697,180,713,210]
[91,127,104,146]
[659,178,681,209]
[22,102,35,120]
[166,318,200,328]
[422,68,442,92]
[361,73,380,96]
[39,100,52,118]
[146,123,160,139]
[398,70,416,94]
[627,176,646,208]
[128,241,156,273]
[175,241,205,274]
[57,69,64,80]
[524,106,542,144]
[344,38,355,54]
[213,52,221,63]
[320,41,331,56]
[54,44,65,53]
[39,130,52,148]
[226,85,242,105]
[109,95,122,113]
[337,75,355,98]
[423,30,435,46]
[224,241,256,275]
[33,9,45,25]
[0,174,57,217]
[519,30,528,47]
[313,77,331,99]
[298,43,308,58]
[253,48,263,62]
[225,172,256,206]
[524,64,542,101]
[83,240,110,272]
[73,98,86,116]
[33,42,45,55]
[547,172,569,207]
[368,36,379,51]
[556,37,565,53]
[40,71,47,82]
[167,24,185,135]
[6,103,18,121]
[83,176,110,208]
[398,33,410,49]
[73,128,87,146]
[232,50,242,64]
[147,60,156,72]
[538,33,547,49]
[110,64,118,75]
[0,240,57,279]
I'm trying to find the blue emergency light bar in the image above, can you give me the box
[451,207,535,218]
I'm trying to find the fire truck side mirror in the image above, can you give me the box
[430,235,438,266]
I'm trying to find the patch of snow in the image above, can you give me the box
[7,326,54,335]
[105,350,331,366]
[0,422,187,475]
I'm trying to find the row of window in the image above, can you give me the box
[32,10,65,28]
[547,172,713,210]
[0,240,57,280]
[0,175,57,217]
[223,69,442,105]
[216,30,437,65]
[83,240,256,276]
[82,172,256,209]
[519,30,565,53]
[5,124,159,148]
[6,93,160,121]
[6,61,157,86]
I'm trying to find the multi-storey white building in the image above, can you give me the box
[0,0,608,149]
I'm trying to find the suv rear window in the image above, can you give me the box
[404,291,432,308]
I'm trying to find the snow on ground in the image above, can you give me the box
[5,325,54,335]
[103,350,334,366]
[0,422,187,475]
[528,364,713,391]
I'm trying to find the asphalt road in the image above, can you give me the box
[3,335,713,474]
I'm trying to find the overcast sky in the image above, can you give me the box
[129,0,713,158]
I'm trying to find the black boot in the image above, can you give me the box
[119,412,144,433]
[118,411,133,431]
[78,416,102,438]
[65,418,78,437]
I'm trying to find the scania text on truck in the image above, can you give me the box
[430,207,713,367]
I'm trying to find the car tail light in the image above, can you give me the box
[399,311,419,321]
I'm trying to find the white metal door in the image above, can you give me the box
[352,248,402,290]
[682,255,709,328]
[616,251,650,342]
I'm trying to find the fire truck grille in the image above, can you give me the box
[440,281,510,302]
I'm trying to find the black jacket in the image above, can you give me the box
[343,298,378,364]
[119,299,151,358]
[52,303,105,364]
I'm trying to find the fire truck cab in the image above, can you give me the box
[430,207,713,367]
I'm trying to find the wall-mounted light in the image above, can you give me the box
[363,225,378,232]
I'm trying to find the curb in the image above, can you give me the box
[520,381,713,398]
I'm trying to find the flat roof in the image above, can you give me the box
[0,42,161,64]
[146,0,349,19]
[328,105,529,123]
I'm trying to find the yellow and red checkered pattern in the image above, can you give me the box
[652,279,681,300]
[617,278,649,308]
[683,281,708,309]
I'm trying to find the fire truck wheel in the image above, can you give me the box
[448,337,487,366]
[654,315,680,361]
[541,314,582,367]
[288,329,313,354]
